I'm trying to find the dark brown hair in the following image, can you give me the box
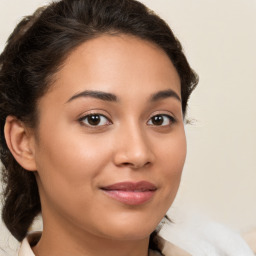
[0,0,198,252]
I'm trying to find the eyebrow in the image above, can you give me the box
[66,90,118,103]
[150,89,181,102]
[66,88,181,103]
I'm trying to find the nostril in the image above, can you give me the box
[113,145,155,168]
[121,161,151,168]
[122,162,131,166]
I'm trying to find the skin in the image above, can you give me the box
[7,34,186,256]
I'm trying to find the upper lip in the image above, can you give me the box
[101,181,157,192]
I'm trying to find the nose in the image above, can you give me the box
[113,124,155,169]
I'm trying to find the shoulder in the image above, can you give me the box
[159,215,255,256]
[243,228,256,254]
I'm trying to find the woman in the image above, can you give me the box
[0,0,198,255]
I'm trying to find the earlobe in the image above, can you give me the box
[4,116,37,171]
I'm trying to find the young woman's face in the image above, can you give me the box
[33,34,186,240]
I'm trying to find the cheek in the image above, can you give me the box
[34,131,114,225]
[158,127,187,173]
[34,126,113,203]
[156,129,186,201]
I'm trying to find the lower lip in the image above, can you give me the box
[102,190,155,205]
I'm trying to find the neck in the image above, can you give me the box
[32,216,150,256]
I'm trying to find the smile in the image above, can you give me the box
[101,181,157,205]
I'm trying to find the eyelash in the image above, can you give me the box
[147,114,176,126]
[78,113,176,128]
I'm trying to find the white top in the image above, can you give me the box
[18,232,190,256]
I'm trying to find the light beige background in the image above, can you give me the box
[0,0,255,242]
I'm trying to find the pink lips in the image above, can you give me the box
[101,181,157,205]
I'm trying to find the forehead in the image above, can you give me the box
[46,34,181,103]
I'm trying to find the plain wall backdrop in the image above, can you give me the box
[0,0,255,244]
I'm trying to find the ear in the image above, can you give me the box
[4,115,37,171]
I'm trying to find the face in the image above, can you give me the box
[32,34,186,241]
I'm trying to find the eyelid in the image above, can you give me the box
[148,110,176,120]
[77,109,112,120]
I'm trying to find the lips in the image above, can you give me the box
[101,181,157,205]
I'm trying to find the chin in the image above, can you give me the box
[106,228,155,241]
[98,216,160,241]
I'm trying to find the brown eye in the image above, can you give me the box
[88,115,101,125]
[151,115,164,125]
[147,114,175,126]
[80,114,110,127]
